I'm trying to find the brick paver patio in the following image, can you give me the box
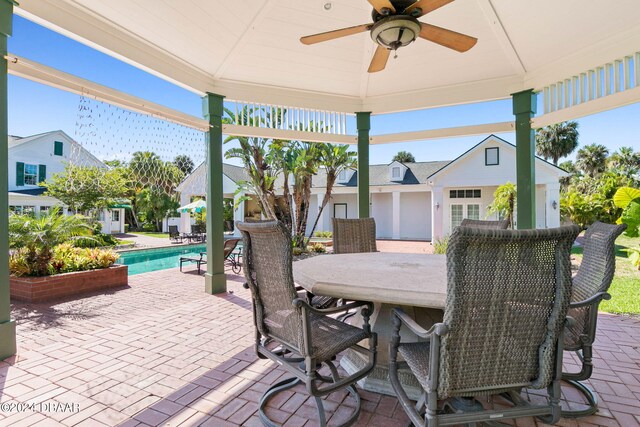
[1,243,639,426]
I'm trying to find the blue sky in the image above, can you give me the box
[8,16,640,167]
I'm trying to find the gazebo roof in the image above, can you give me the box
[16,0,640,114]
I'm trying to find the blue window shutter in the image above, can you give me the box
[54,141,63,156]
[38,165,47,183]
[16,162,24,186]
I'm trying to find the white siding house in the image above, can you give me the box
[8,130,126,234]
[177,135,568,241]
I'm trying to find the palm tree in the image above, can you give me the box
[608,146,640,178]
[9,207,93,276]
[576,144,609,178]
[392,151,415,163]
[486,182,516,228]
[535,121,579,165]
[307,144,357,239]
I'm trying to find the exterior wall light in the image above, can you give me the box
[435,201,440,210]
[552,200,558,210]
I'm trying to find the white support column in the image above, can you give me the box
[392,191,400,239]
[431,187,444,242]
[180,193,191,234]
[545,183,561,228]
[233,193,245,237]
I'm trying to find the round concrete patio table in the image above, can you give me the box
[293,252,447,398]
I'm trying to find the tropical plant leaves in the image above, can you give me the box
[613,186,640,209]
[619,200,640,237]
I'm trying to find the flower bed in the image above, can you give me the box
[10,264,128,303]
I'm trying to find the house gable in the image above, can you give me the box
[9,130,107,192]
[427,135,568,187]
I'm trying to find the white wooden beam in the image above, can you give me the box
[476,0,526,74]
[7,54,211,131]
[370,122,515,145]
[222,124,357,145]
[532,85,640,128]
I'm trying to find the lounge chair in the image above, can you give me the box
[459,218,510,229]
[179,238,242,274]
[237,220,377,427]
[562,221,627,418]
[389,225,580,427]
[168,225,183,243]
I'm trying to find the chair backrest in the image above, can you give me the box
[565,221,626,348]
[168,225,179,235]
[332,218,377,254]
[223,238,241,259]
[440,225,580,399]
[460,218,510,229]
[237,221,303,352]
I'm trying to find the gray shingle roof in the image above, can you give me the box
[311,161,451,188]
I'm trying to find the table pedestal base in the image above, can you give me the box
[343,303,443,401]
[342,348,424,400]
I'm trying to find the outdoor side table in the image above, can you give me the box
[294,252,447,399]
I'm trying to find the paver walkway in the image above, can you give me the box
[2,244,639,426]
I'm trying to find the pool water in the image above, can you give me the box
[119,245,207,275]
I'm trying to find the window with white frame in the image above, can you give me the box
[24,164,38,185]
[392,167,401,178]
[452,203,481,229]
[338,170,347,181]
[451,204,464,228]
[467,204,480,220]
[112,210,120,222]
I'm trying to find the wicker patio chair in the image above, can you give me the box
[237,220,377,427]
[332,217,377,254]
[310,218,377,312]
[562,221,626,418]
[389,225,580,427]
[459,218,510,229]
[168,225,183,243]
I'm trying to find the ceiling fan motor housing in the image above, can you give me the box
[370,15,421,51]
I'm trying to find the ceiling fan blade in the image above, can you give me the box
[419,23,477,52]
[405,0,454,17]
[368,45,390,73]
[367,0,396,14]
[300,24,372,45]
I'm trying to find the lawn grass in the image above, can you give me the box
[572,233,640,315]
[134,232,169,238]
[116,239,135,245]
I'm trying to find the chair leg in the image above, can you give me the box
[259,365,363,427]
[561,379,598,418]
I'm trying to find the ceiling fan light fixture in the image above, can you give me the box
[370,15,421,50]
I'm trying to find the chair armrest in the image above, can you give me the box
[292,298,373,317]
[569,291,611,309]
[391,308,448,339]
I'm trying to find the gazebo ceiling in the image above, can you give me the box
[16,0,640,114]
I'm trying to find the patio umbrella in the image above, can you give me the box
[177,200,206,213]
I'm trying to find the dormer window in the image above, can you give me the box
[336,169,353,184]
[389,161,407,182]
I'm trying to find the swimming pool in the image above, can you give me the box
[119,244,206,275]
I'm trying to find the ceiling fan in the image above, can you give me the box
[300,0,477,73]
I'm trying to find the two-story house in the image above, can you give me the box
[8,130,126,234]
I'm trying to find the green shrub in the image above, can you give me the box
[309,243,326,253]
[313,231,332,238]
[433,235,449,255]
[73,232,119,248]
[292,247,308,256]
